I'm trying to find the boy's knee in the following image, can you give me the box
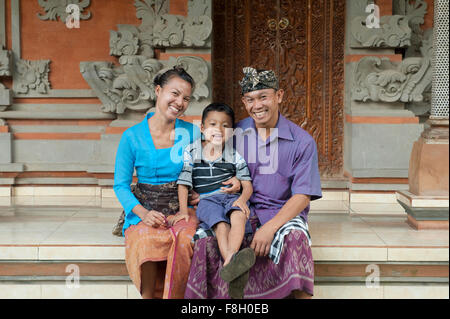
[229,210,246,222]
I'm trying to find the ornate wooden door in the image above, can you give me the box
[212,0,345,177]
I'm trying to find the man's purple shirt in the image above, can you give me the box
[234,113,322,225]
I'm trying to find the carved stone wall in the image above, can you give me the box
[344,0,433,187]
[0,0,213,188]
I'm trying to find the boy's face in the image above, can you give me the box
[201,111,234,146]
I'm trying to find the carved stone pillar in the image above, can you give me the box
[397,0,449,230]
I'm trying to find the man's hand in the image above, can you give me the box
[142,210,167,228]
[232,198,250,219]
[250,224,276,257]
[220,176,241,194]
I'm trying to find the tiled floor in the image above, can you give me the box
[0,194,448,299]
[0,195,448,260]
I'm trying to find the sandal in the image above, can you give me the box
[228,270,249,299]
[220,247,256,283]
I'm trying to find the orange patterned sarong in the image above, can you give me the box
[125,208,198,299]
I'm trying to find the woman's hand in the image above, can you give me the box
[220,176,241,194]
[250,224,276,257]
[142,210,167,228]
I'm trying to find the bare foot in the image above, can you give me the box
[223,253,233,267]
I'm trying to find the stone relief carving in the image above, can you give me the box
[0,48,12,77]
[14,59,51,94]
[37,0,91,23]
[81,55,208,114]
[352,29,432,103]
[133,0,212,49]
[350,15,412,48]
[394,0,429,58]
[82,0,211,115]
[0,48,13,109]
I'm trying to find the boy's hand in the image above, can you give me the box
[167,212,190,227]
[232,198,250,219]
[188,190,200,208]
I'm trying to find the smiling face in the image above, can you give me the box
[201,111,234,146]
[154,76,192,121]
[241,88,284,129]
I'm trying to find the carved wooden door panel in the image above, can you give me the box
[212,0,345,177]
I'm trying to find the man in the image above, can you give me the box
[184,67,322,299]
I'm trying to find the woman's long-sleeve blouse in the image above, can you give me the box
[113,112,200,234]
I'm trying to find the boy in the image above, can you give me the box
[176,103,255,298]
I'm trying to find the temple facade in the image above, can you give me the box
[0,0,448,299]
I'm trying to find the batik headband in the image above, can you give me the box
[239,67,279,94]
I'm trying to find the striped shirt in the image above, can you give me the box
[177,140,251,198]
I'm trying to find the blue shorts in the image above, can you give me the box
[196,193,253,234]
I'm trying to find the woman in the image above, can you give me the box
[114,66,240,299]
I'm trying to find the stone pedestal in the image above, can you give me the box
[397,119,449,230]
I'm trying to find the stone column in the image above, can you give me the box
[397,0,449,230]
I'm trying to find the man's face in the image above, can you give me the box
[241,88,284,128]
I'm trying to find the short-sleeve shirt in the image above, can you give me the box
[177,139,252,199]
[234,113,322,225]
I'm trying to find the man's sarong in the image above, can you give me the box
[185,216,314,299]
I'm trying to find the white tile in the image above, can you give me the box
[349,202,405,214]
[320,191,350,201]
[383,285,449,299]
[100,197,122,208]
[13,187,34,196]
[34,187,98,197]
[397,191,449,208]
[38,246,125,260]
[350,193,397,204]
[41,283,128,299]
[0,284,41,299]
[0,187,11,197]
[312,247,388,262]
[0,246,38,260]
[388,248,449,262]
[0,230,54,245]
[0,197,12,207]
[310,200,349,211]
[314,284,383,299]
[41,230,125,245]
[12,196,97,207]
[127,284,142,299]
[101,188,116,198]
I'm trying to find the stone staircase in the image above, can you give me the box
[0,189,448,299]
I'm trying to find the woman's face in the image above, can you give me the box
[155,76,192,121]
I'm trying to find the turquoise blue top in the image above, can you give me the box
[113,112,200,234]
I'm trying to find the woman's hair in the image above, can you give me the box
[201,102,235,127]
[153,66,195,90]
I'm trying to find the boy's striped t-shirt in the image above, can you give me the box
[177,141,251,198]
